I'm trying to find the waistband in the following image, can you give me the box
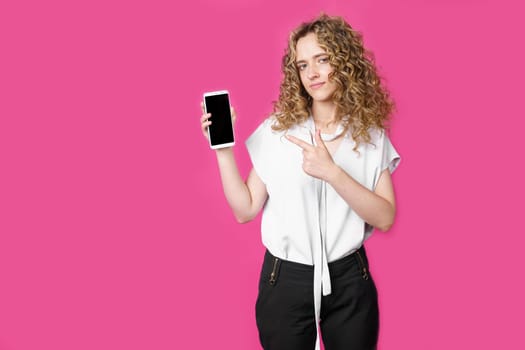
[262,246,369,286]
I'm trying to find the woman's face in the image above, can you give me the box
[295,32,337,104]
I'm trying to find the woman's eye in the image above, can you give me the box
[297,64,307,71]
[319,57,329,63]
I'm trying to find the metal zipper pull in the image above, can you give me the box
[356,250,369,280]
[269,257,279,285]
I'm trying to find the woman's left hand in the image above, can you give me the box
[286,129,339,182]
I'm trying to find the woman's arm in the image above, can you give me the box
[327,166,396,232]
[200,104,268,223]
[215,149,268,223]
[286,129,396,232]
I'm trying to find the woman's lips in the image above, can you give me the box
[310,82,325,89]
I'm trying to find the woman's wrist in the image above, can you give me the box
[326,164,344,185]
[215,147,234,159]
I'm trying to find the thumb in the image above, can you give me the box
[314,129,327,149]
[230,106,237,124]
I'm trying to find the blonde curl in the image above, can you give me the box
[273,13,394,150]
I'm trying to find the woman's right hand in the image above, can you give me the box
[199,101,237,142]
[200,101,212,140]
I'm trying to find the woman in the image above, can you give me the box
[200,13,400,350]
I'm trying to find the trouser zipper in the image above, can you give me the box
[269,257,280,285]
[356,250,369,280]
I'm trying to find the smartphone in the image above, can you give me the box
[203,90,235,149]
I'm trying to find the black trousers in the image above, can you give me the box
[255,246,379,350]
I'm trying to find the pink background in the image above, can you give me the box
[1,0,524,349]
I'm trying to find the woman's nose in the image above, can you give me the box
[307,66,319,80]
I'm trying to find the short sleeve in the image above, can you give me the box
[372,131,400,190]
[245,118,272,184]
[381,133,401,174]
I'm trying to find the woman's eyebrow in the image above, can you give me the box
[295,53,328,64]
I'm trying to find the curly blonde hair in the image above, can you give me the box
[273,13,394,149]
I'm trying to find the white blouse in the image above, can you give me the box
[246,115,400,349]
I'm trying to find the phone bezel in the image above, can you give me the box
[203,90,235,149]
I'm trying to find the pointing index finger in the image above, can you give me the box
[286,134,313,150]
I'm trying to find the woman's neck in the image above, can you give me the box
[311,102,337,131]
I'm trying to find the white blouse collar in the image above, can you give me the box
[300,116,347,142]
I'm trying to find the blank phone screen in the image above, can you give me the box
[205,93,234,146]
